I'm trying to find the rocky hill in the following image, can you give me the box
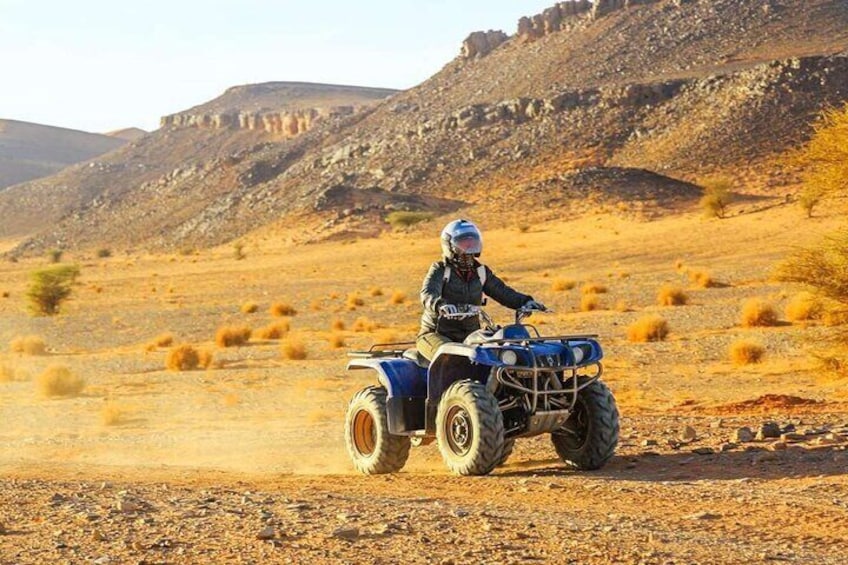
[105,128,148,142]
[3,0,848,254]
[0,119,127,190]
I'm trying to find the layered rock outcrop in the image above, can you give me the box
[159,106,356,136]
[461,30,508,59]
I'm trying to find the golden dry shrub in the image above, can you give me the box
[346,293,365,311]
[241,301,259,314]
[101,401,128,426]
[551,278,576,292]
[197,349,215,369]
[785,291,824,322]
[152,332,174,348]
[389,290,407,305]
[729,340,766,366]
[657,285,688,307]
[269,302,297,317]
[255,321,290,340]
[215,325,252,347]
[352,317,377,332]
[36,365,85,397]
[627,315,669,343]
[369,286,384,297]
[328,332,346,349]
[281,337,308,360]
[740,298,779,328]
[166,344,200,371]
[792,103,848,196]
[699,178,733,219]
[1,364,20,383]
[581,282,608,295]
[614,300,631,313]
[10,335,47,355]
[688,269,716,288]
[331,318,346,331]
[309,299,323,311]
[581,294,601,312]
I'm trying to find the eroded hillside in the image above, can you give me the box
[3,0,848,254]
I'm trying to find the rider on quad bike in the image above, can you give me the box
[416,219,546,360]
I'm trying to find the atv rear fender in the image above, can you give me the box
[347,357,427,434]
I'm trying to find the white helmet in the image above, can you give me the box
[440,219,482,264]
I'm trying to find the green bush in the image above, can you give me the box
[386,211,433,229]
[26,264,80,316]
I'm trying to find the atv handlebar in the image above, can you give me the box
[439,304,552,326]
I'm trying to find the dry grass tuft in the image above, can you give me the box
[101,401,129,426]
[241,301,259,314]
[657,285,688,306]
[581,282,608,295]
[729,340,766,366]
[614,300,631,313]
[688,269,717,288]
[36,365,85,397]
[785,291,824,322]
[269,302,297,317]
[369,286,384,297]
[551,278,576,292]
[389,290,407,305]
[152,333,174,348]
[197,349,215,370]
[255,321,290,340]
[281,337,308,360]
[581,294,601,312]
[346,293,365,311]
[627,315,669,343]
[328,333,346,349]
[215,325,252,347]
[1,363,25,383]
[331,318,346,331]
[10,335,47,356]
[740,298,779,328]
[309,299,323,311]
[352,317,378,332]
[166,345,200,371]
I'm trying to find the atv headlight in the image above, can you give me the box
[571,346,585,364]
[500,350,518,365]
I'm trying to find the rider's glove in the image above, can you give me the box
[523,299,547,311]
[439,303,459,317]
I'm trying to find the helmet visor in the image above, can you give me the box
[452,232,482,255]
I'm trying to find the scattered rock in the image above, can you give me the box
[686,511,721,520]
[710,419,723,429]
[780,433,805,443]
[719,442,737,452]
[692,447,715,455]
[681,426,697,441]
[256,526,276,540]
[732,427,754,443]
[116,498,142,513]
[770,441,788,451]
[641,439,658,447]
[453,508,469,518]
[0,522,5,535]
[332,527,360,541]
[756,422,781,440]
[92,529,107,542]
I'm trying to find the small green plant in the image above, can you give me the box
[699,178,733,219]
[798,186,824,218]
[386,211,433,229]
[26,264,80,315]
[96,248,112,258]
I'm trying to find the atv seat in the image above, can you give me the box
[402,348,430,369]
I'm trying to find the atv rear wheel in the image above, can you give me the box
[344,386,411,474]
[436,380,504,476]
[551,379,619,470]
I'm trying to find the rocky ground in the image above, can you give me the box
[3,413,848,565]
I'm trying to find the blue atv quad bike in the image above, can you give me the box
[344,305,619,476]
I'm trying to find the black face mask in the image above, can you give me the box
[453,253,475,270]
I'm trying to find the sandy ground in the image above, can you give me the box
[2,199,848,563]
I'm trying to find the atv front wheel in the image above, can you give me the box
[344,386,411,474]
[498,439,515,466]
[436,380,504,476]
[551,379,619,470]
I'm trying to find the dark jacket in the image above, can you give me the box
[418,260,532,341]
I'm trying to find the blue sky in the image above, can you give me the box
[0,1,555,133]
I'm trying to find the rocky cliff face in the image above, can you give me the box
[160,106,356,136]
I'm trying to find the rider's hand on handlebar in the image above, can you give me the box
[523,299,547,312]
[439,303,459,317]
